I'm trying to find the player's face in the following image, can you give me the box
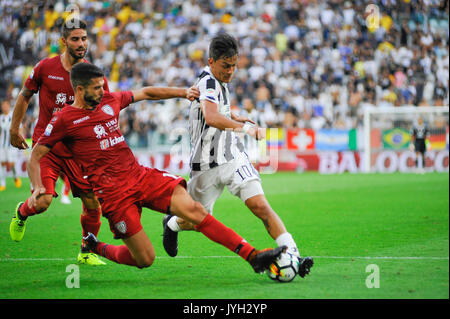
[1,101,10,114]
[83,77,104,107]
[64,29,88,60]
[209,55,237,83]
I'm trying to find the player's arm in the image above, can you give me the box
[202,100,264,140]
[9,87,35,149]
[27,144,51,208]
[131,86,199,103]
[231,111,255,125]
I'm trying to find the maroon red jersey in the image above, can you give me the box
[38,91,141,199]
[24,55,109,157]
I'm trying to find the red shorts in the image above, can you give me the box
[37,149,92,198]
[98,168,186,239]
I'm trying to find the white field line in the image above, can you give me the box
[0,256,448,262]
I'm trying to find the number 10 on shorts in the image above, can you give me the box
[235,164,258,181]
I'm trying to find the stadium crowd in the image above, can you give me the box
[0,0,448,149]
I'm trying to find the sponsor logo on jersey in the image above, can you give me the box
[105,118,119,132]
[55,93,67,105]
[99,135,125,150]
[99,139,109,150]
[48,75,64,81]
[94,124,108,139]
[73,116,90,124]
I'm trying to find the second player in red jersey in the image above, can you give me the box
[9,19,109,265]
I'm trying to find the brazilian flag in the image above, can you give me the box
[382,128,411,149]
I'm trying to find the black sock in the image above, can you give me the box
[17,204,27,221]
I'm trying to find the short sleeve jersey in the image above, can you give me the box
[24,55,109,157]
[38,91,140,198]
[188,66,246,171]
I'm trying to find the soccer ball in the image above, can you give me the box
[266,252,299,282]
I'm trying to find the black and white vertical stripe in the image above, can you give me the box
[0,113,12,149]
[189,67,245,171]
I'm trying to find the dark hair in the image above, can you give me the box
[70,63,104,89]
[61,18,87,39]
[209,33,239,61]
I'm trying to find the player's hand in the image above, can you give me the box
[10,131,29,149]
[29,187,46,208]
[408,143,414,151]
[186,86,200,101]
[234,115,256,125]
[248,126,266,140]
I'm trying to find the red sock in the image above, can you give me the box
[195,214,255,260]
[19,198,40,217]
[81,207,102,239]
[96,243,137,267]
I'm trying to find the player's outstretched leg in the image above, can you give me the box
[170,185,284,273]
[9,202,27,242]
[83,232,138,267]
[248,246,286,273]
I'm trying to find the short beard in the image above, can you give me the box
[84,92,101,107]
[68,47,86,61]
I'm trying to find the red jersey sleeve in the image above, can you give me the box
[110,91,134,110]
[37,114,67,149]
[24,60,44,93]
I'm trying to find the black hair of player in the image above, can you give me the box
[61,18,87,39]
[209,33,239,61]
[70,63,104,89]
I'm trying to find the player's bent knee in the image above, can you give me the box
[80,192,100,209]
[135,254,155,269]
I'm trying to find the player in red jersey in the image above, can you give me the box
[9,19,108,265]
[27,62,284,272]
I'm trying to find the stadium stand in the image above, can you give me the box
[0,0,448,150]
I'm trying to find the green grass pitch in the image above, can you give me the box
[0,172,448,299]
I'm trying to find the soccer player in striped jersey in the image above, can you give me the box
[0,100,22,191]
[162,33,313,278]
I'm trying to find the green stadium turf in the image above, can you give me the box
[0,172,448,300]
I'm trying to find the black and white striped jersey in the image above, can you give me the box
[0,112,12,149]
[189,66,245,171]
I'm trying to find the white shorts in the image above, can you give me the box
[0,147,18,163]
[187,152,264,214]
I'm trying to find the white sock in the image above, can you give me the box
[167,215,181,232]
[276,232,299,257]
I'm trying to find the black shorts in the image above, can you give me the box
[415,141,426,154]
